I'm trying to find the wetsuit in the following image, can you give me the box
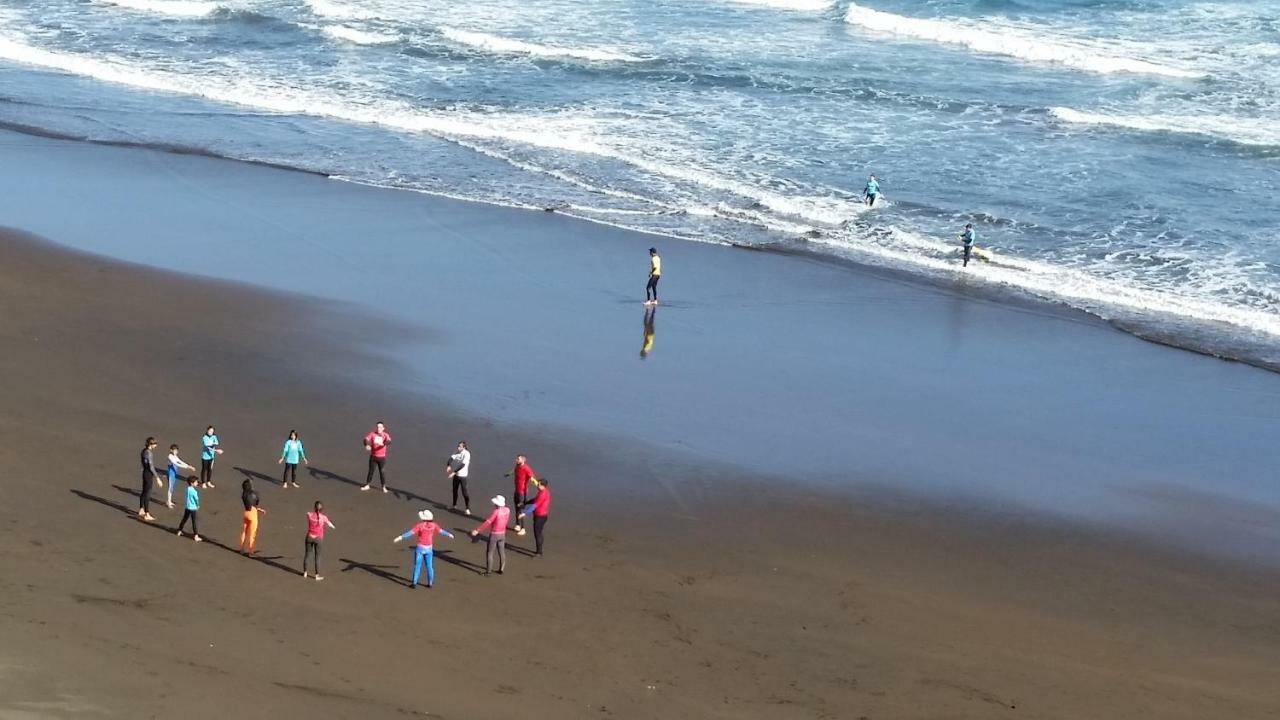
[961,228,976,267]
[864,179,880,207]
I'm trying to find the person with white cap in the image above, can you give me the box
[393,509,454,589]
[470,495,510,576]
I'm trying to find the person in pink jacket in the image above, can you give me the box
[470,495,509,576]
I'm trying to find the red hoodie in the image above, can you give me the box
[475,506,510,536]
[513,462,535,495]
[528,487,551,517]
[364,430,391,459]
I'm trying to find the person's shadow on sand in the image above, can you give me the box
[307,466,455,510]
[339,557,410,587]
[83,488,297,576]
[234,466,281,487]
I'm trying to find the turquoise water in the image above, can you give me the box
[0,0,1278,366]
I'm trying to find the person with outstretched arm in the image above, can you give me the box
[278,429,307,489]
[303,501,335,581]
[960,223,977,267]
[521,478,552,556]
[645,247,662,306]
[510,455,537,536]
[239,479,266,555]
[166,444,198,509]
[176,477,202,542]
[446,441,472,515]
[393,510,454,589]
[863,175,881,207]
[138,437,161,521]
[471,496,510,576]
[199,425,222,489]
[362,421,391,493]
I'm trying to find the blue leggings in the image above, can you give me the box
[411,546,435,587]
[167,467,178,499]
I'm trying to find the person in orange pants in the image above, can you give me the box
[239,478,266,554]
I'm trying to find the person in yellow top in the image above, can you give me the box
[645,247,662,306]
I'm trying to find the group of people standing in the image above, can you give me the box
[136,422,552,588]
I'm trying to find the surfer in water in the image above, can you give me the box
[863,175,881,207]
[960,223,976,267]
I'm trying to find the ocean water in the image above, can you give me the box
[0,0,1277,367]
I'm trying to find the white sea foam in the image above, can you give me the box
[96,0,221,17]
[844,3,1206,78]
[306,0,375,20]
[809,227,1280,342]
[322,25,397,46]
[722,0,834,11]
[439,27,644,63]
[1050,107,1280,147]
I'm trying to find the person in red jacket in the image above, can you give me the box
[510,455,536,535]
[393,509,453,589]
[522,478,551,556]
[362,421,391,493]
[471,495,510,576]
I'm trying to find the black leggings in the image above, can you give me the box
[533,515,548,555]
[200,458,214,486]
[646,275,660,301]
[513,491,527,529]
[366,456,387,488]
[963,244,973,267]
[303,537,322,574]
[452,474,470,509]
[139,470,153,513]
[281,463,298,485]
[178,509,199,536]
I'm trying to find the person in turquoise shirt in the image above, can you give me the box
[199,426,222,489]
[863,174,881,207]
[278,429,308,489]
[959,223,977,267]
[176,477,202,542]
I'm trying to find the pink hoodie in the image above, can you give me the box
[475,506,510,536]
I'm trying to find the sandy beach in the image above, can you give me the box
[1,131,1280,719]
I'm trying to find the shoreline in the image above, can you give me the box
[2,226,1279,718]
[0,119,1271,375]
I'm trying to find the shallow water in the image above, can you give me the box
[0,0,1277,368]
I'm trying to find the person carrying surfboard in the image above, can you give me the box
[960,223,977,267]
[863,175,881,207]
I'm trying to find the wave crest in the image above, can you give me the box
[843,3,1205,79]
[96,0,222,17]
[722,0,834,11]
[439,28,645,63]
[1050,107,1280,147]
[322,25,397,46]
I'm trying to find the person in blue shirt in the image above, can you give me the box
[863,175,881,207]
[278,429,308,489]
[959,223,977,267]
[176,477,202,542]
[199,425,222,489]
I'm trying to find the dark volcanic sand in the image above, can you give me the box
[1,228,1279,719]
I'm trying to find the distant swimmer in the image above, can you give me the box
[959,223,976,267]
[645,247,661,306]
[863,175,881,208]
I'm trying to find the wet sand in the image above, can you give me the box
[2,223,1280,719]
[3,128,1280,566]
